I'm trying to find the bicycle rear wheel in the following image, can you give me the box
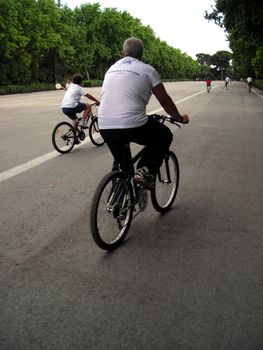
[151,151,179,213]
[89,117,105,147]
[52,122,76,154]
[90,171,133,250]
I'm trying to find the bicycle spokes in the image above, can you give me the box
[52,122,76,154]
[106,181,131,224]
[90,172,133,250]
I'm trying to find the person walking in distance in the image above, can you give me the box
[98,37,189,189]
[247,76,253,93]
[224,76,231,90]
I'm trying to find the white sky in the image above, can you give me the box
[61,0,230,59]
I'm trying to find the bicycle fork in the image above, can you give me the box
[157,156,171,184]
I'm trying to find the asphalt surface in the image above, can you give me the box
[0,81,263,350]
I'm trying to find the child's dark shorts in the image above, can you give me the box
[62,102,86,120]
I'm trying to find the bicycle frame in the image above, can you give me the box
[77,103,97,126]
[112,114,180,189]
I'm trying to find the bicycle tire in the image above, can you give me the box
[89,117,105,147]
[90,171,133,250]
[151,151,179,213]
[52,121,76,154]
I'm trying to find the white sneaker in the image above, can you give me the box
[133,167,155,190]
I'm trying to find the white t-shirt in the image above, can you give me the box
[61,83,86,108]
[98,56,161,129]
[247,77,253,83]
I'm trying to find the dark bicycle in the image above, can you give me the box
[90,115,180,250]
[52,103,105,154]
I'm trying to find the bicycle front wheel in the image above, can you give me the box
[90,171,134,250]
[89,117,105,146]
[151,151,179,213]
[52,122,76,154]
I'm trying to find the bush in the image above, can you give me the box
[254,79,263,91]
[0,79,103,95]
[0,83,55,95]
[83,79,102,87]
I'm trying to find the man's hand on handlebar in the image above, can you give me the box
[171,114,189,124]
[181,114,189,124]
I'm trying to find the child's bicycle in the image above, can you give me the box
[89,115,180,251]
[52,103,105,154]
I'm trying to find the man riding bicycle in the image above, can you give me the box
[98,37,189,189]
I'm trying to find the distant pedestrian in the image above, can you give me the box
[247,76,253,93]
[224,76,231,90]
[247,76,253,86]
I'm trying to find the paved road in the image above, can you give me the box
[0,82,263,350]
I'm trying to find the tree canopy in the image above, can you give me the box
[0,0,201,85]
[196,50,233,80]
[205,0,263,78]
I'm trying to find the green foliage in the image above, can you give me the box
[196,53,211,65]
[210,51,232,70]
[254,79,263,91]
[205,0,263,78]
[0,0,201,88]
[83,79,102,87]
[195,51,233,80]
[0,80,103,94]
[252,49,263,78]
[0,83,55,95]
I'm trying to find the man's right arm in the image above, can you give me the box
[152,83,189,124]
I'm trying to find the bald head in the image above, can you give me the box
[122,37,143,60]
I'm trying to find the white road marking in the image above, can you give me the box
[0,87,216,183]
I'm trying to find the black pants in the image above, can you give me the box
[100,118,173,174]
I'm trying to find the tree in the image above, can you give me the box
[0,0,34,83]
[196,53,211,66]
[205,0,263,78]
[252,48,263,78]
[0,0,201,85]
[210,50,232,79]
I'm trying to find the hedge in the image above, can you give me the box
[0,80,103,95]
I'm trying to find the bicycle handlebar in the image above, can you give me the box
[148,114,181,128]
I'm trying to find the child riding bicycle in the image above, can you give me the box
[61,74,100,131]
